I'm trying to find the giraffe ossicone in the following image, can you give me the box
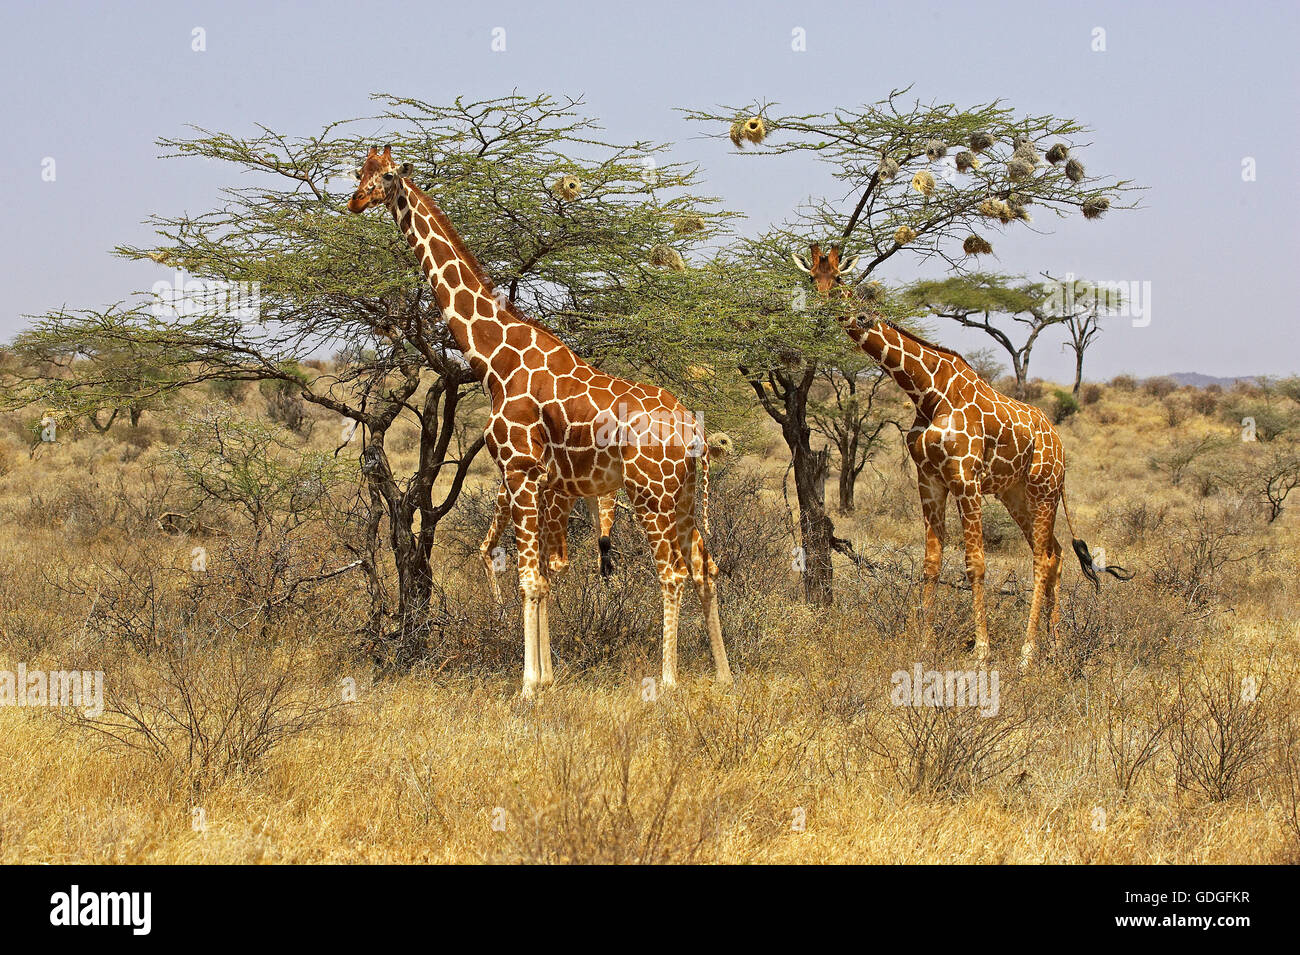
[349,145,732,697]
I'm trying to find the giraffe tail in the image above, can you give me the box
[1061,487,1134,591]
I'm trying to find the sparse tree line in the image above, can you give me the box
[0,87,1186,648]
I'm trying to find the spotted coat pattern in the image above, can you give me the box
[796,243,1071,667]
[350,146,730,696]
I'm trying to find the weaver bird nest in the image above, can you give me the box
[673,214,707,236]
[648,244,687,271]
[730,116,767,148]
[1081,197,1110,220]
[911,170,936,197]
[969,130,995,152]
[551,176,582,200]
[963,234,994,255]
[894,225,917,245]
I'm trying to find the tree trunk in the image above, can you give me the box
[793,441,835,605]
[837,454,857,513]
[1071,348,1085,396]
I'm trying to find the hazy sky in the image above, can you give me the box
[2,0,1297,381]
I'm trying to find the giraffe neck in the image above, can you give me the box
[386,177,532,381]
[839,311,956,410]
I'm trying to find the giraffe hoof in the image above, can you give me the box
[1019,646,1035,671]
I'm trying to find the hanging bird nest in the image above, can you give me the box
[730,116,767,148]
[911,170,936,197]
[146,250,173,265]
[673,214,707,235]
[925,139,947,161]
[1013,134,1030,148]
[894,225,917,245]
[969,130,995,153]
[1065,158,1086,183]
[1081,197,1111,220]
[1013,142,1040,165]
[878,156,900,181]
[1006,195,1031,222]
[860,281,885,303]
[978,198,1016,224]
[1007,157,1034,181]
[1046,143,1069,165]
[648,244,687,271]
[963,235,994,255]
[955,150,981,173]
[551,176,582,200]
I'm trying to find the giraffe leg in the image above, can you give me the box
[593,493,618,577]
[687,526,732,685]
[480,482,510,604]
[918,469,949,639]
[1020,494,1061,670]
[505,468,548,700]
[953,487,990,664]
[537,493,577,689]
[629,487,689,691]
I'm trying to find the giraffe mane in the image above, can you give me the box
[402,178,545,330]
[864,311,974,370]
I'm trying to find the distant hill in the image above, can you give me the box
[1168,372,1260,389]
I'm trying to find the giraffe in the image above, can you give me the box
[793,243,1130,667]
[479,488,619,603]
[348,146,731,697]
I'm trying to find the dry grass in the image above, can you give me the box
[0,380,1296,864]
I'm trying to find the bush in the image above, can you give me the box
[1189,389,1219,416]
[1052,389,1079,424]
[1144,376,1178,400]
[1110,374,1138,391]
[1080,383,1104,406]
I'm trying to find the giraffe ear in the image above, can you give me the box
[397,162,413,177]
[382,144,392,159]
[840,254,861,274]
[791,252,812,274]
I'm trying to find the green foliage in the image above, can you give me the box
[1052,389,1080,424]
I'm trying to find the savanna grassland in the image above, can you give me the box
[0,371,1297,864]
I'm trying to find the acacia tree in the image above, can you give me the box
[904,273,1118,397]
[683,88,1136,603]
[4,94,735,665]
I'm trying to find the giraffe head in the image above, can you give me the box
[347,145,413,214]
[791,243,860,297]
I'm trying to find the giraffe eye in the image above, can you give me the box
[382,172,394,180]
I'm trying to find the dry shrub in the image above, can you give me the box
[1189,389,1219,416]
[1080,383,1104,406]
[1163,395,1189,427]
[1150,501,1262,611]
[59,536,353,793]
[1086,660,1175,794]
[856,666,1049,797]
[1111,497,1170,545]
[1143,376,1178,400]
[1170,653,1273,802]
[1110,374,1137,391]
